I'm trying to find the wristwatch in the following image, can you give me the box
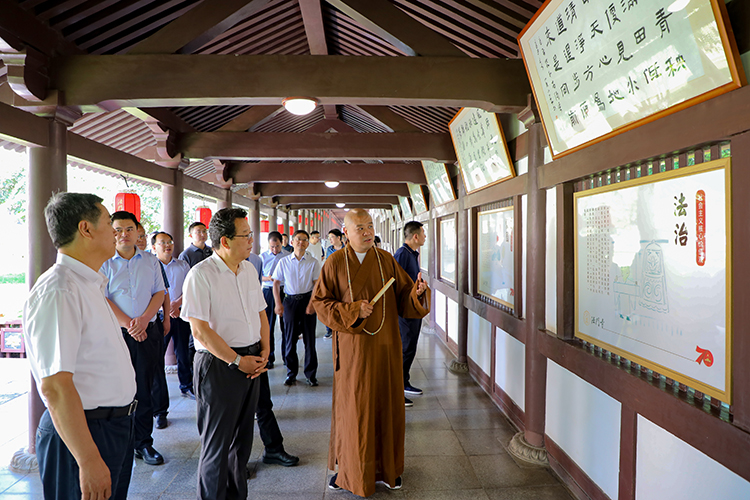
[228,354,242,370]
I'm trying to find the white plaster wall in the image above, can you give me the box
[546,361,621,500]
[447,297,458,343]
[545,187,557,333]
[521,194,527,319]
[435,290,446,332]
[467,310,492,375]
[494,326,525,411]
[636,415,750,500]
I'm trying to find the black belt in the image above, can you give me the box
[84,400,138,420]
[231,342,261,356]
[286,291,312,300]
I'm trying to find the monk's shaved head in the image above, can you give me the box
[344,209,375,253]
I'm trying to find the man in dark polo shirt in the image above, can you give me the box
[179,221,212,268]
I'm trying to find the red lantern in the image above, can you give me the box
[196,207,212,227]
[261,220,270,232]
[305,217,309,226]
[290,226,294,234]
[278,224,284,233]
[298,214,303,224]
[115,192,141,221]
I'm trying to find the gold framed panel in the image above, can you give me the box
[409,183,429,214]
[422,160,456,207]
[574,158,732,402]
[477,206,515,309]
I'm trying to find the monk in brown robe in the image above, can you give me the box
[311,208,430,497]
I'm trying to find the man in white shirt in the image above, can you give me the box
[24,193,137,500]
[181,207,270,500]
[308,230,324,262]
[101,211,166,466]
[273,230,322,387]
[151,231,194,408]
[260,231,291,368]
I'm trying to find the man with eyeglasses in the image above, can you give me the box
[272,230,322,387]
[179,221,212,268]
[151,232,194,418]
[181,208,270,500]
[101,211,167,466]
[261,231,291,368]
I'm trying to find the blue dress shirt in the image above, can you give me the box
[260,249,291,288]
[100,248,166,322]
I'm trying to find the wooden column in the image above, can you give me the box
[162,170,185,256]
[217,189,232,210]
[508,98,549,465]
[249,200,261,254]
[283,209,290,235]
[14,117,68,471]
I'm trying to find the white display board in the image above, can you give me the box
[440,217,456,284]
[422,160,456,206]
[575,159,731,402]
[449,107,515,193]
[399,195,413,221]
[477,207,514,308]
[519,0,744,157]
[392,204,402,225]
[408,183,428,214]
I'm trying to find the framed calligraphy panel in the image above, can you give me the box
[422,160,456,207]
[519,0,744,158]
[439,217,457,284]
[392,204,402,225]
[575,158,731,402]
[399,195,414,221]
[409,183,428,214]
[449,108,515,193]
[477,207,515,309]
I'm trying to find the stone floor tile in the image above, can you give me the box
[404,429,464,457]
[248,456,329,493]
[404,408,452,431]
[445,408,512,430]
[402,455,479,491]
[404,489,491,500]
[469,454,559,490]
[485,485,576,500]
[454,429,515,456]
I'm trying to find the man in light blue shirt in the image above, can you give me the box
[261,231,291,367]
[101,211,166,466]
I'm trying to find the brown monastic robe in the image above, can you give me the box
[311,244,430,497]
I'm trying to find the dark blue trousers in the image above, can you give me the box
[37,409,134,500]
[256,371,284,453]
[282,293,318,381]
[122,323,160,449]
[399,317,422,386]
[153,316,194,417]
[263,286,285,364]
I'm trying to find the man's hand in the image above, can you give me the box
[127,316,148,341]
[274,304,284,316]
[358,300,374,319]
[79,456,112,500]
[239,355,268,379]
[305,303,315,315]
[169,301,181,318]
[416,272,428,297]
[162,316,171,336]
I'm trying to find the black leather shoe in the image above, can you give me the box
[284,376,296,386]
[155,414,168,429]
[134,446,164,465]
[262,449,300,467]
[305,378,318,387]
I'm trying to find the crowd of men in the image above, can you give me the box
[23,193,429,500]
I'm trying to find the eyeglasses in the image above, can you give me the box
[232,232,254,240]
[155,241,174,246]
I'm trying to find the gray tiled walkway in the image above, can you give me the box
[0,323,574,499]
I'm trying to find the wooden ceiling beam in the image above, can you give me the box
[128,0,276,55]
[228,161,427,184]
[179,131,455,162]
[256,182,409,197]
[275,195,399,205]
[287,203,394,210]
[51,54,530,113]
[326,0,466,57]
[299,0,328,55]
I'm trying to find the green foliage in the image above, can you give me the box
[0,273,24,284]
[0,164,26,224]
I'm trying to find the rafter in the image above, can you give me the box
[128,0,276,55]
[217,105,282,132]
[227,162,427,184]
[51,55,530,113]
[255,182,409,197]
[178,131,455,162]
[356,105,421,132]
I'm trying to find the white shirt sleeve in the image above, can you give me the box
[180,268,211,323]
[313,258,322,280]
[271,258,285,283]
[254,285,266,313]
[25,289,82,379]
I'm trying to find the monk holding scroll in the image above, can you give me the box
[311,208,430,497]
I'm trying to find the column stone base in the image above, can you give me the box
[508,431,548,467]
[447,358,469,374]
[10,448,38,472]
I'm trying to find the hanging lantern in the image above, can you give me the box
[305,217,309,226]
[278,224,284,233]
[261,220,270,232]
[196,207,212,227]
[290,226,295,234]
[298,214,303,224]
[115,192,141,221]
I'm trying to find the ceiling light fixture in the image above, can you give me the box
[282,97,318,116]
[344,208,350,212]
[325,181,340,188]
[667,0,689,11]
[336,203,346,208]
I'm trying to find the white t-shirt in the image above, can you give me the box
[23,254,136,409]
[307,241,323,262]
[181,253,266,349]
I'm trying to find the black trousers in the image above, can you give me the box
[37,409,134,500]
[282,292,318,380]
[256,370,284,452]
[153,316,194,416]
[195,344,261,500]
[399,317,422,386]
[122,322,161,449]
[262,286,285,364]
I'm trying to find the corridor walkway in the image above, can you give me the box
[0,324,574,499]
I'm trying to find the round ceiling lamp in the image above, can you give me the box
[282,97,318,116]
[336,203,346,208]
[325,181,340,188]
[667,0,688,11]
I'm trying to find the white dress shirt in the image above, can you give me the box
[100,248,166,322]
[181,253,266,350]
[23,254,136,409]
[272,251,322,295]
